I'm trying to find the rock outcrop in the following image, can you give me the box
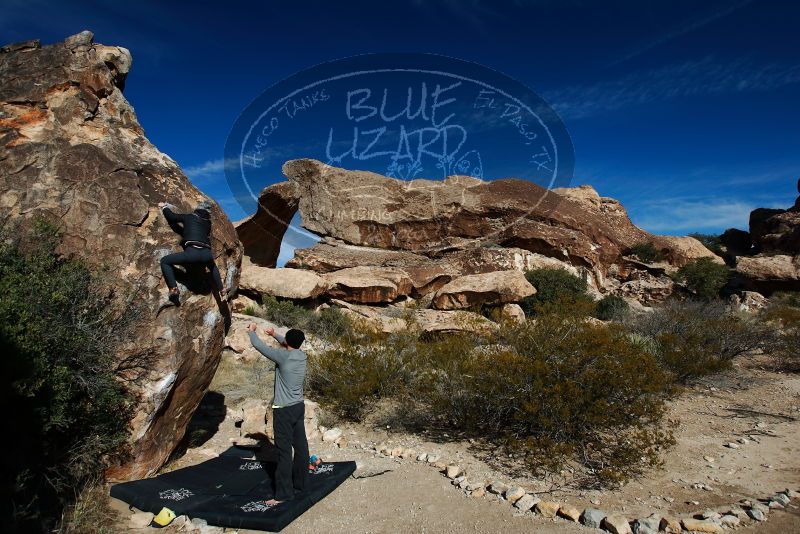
[239,258,328,300]
[750,207,800,254]
[431,270,536,310]
[0,32,242,479]
[324,266,414,303]
[736,255,800,288]
[241,159,718,279]
[331,299,497,334]
[726,180,800,294]
[236,159,720,313]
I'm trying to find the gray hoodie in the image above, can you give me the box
[248,331,306,407]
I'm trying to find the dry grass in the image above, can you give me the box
[208,352,275,406]
[58,482,115,534]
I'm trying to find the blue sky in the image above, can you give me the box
[3,0,799,265]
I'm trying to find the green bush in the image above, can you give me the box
[626,299,773,382]
[256,295,351,340]
[761,302,800,371]
[689,233,724,256]
[629,242,665,263]
[673,257,730,299]
[521,268,592,316]
[595,295,630,321]
[307,327,416,419]
[0,221,138,532]
[309,311,673,487]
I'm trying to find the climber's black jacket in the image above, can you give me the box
[162,207,212,248]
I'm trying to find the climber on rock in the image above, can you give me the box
[158,200,227,305]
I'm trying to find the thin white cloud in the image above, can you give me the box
[182,158,238,181]
[546,56,800,120]
[631,197,787,234]
[608,0,754,67]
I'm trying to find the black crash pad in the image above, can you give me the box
[110,447,355,531]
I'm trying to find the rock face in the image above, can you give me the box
[242,159,717,275]
[331,299,497,334]
[236,159,720,313]
[431,270,536,310]
[0,33,242,479]
[750,207,800,254]
[736,255,800,291]
[239,258,328,300]
[324,266,414,303]
[726,181,800,294]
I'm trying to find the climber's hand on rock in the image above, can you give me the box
[158,202,167,209]
[265,327,275,337]
[247,323,257,332]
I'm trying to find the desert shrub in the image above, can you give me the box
[311,307,673,486]
[256,295,351,340]
[629,242,664,263]
[595,295,630,321]
[521,268,593,316]
[307,327,417,419]
[0,221,139,532]
[689,233,724,256]
[438,315,672,486]
[626,299,773,382]
[58,482,116,534]
[761,302,800,371]
[770,291,800,309]
[672,258,731,299]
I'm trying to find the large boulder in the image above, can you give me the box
[721,228,753,259]
[235,182,299,267]
[735,254,800,292]
[616,273,676,305]
[750,207,800,254]
[748,179,799,254]
[651,235,725,266]
[0,33,243,479]
[288,240,592,296]
[239,258,328,300]
[432,270,536,310]
[239,160,720,281]
[330,299,497,334]
[323,266,414,303]
[732,183,800,293]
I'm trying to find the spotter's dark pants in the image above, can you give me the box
[159,246,223,291]
[272,402,309,500]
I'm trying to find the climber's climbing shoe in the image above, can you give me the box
[168,287,180,306]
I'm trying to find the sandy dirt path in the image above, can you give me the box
[113,356,800,533]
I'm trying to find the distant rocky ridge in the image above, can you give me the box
[235,159,723,327]
[0,32,243,479]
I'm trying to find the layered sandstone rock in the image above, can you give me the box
[323,266,414,303]
[0,32,242,479]
[331,299,497,334]
[736,255,800,292]
[432,270,536,310]
[238,159,719,282]
[750,207,800,254]
[729,181,799,293]
[239,258,328,300]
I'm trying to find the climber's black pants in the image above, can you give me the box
[160,246,223,291]
[272,402,309,500]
